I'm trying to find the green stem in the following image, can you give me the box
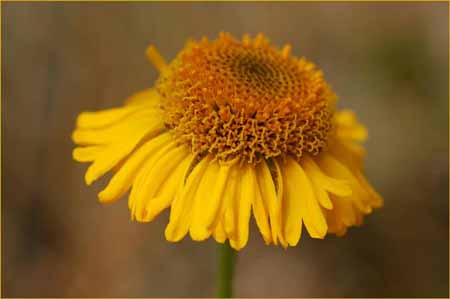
[217,241,236,298]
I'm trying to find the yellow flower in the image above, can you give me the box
[72,33,383,250]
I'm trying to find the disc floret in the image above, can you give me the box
[156,33,337,163]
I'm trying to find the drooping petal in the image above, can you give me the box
[326,204,348,236]
[144,152,195,221]
[72,145,104,162]
[316,152,372,214]
[83,117,164,185]
[189,160,221,241]
[271,160,288,248]
[190,158,238,241]
[128,140,178,214]
[252,169,272,244]
[98,133,172,203]
[223,163,239,240]
[132,145,190,222]
[283,157,328,239]
[165,156,211,242]
[353,169,384,208]
[302,155,352,197]
[328,139,365,170]
[213,219,227,244]
[336,124,368,142]
[309,178,333,210]
[229,164,254,251]
[334,110,368,142]
[279,157,303,246]
[255,160,285,247]
[330,195,357,227]
[301,156,334,210]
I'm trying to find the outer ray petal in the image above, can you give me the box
[223,163,239,240]
[309,179,333,210]
[283,156,328,240]
[328,139,364,170]
[189,160,221,240]
[255,160,284,247]
[271,160,288,248]
[213,219,227,244]
[190,158,238,241]
[302,155,352,197]
[229,164,254,250]
[128,140,178,215]
[133,145,189,222]
[72,145,104,162]
[334,110,368,142]
[353,169,384,208]
[252,169,272,244]
[72,110,161,145]
[279,157,303,246]
[76,106,142,130]
[75,89,161,130]
[165,156,211,242]
[98,133,172,203]
[124,88,162,107]
[144,152,195,221]
[83,117,165,186]
[331,195,357,227]
[316,152,372,214]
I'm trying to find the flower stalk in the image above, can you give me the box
[217,241,236,298]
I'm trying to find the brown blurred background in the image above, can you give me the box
[2,2,448,297]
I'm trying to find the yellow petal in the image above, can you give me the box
[252,170,272,245]
[144,153,195,221]
[302,155,352,197]
[336,125,368,142]
[331,195,357,227]
[124,88,162,107]
[190,158,238,241]
[229,164,254,250]
[72,109,162,145]
[255,160,284,247]
[98,133,172,203]
[128,140,178,214]
[83,119,163,185]
[75,89,161,130]
[326,203,348,236]
[283,156,327,240]
[316,152,372,214]
[189,160,221,241]
[334,110,368,142]
[72,146,104,162]
[133,145,189,222]
[213,219,227,244]
[328,139,364,170]
[279,157,303,246]
[76,106,141,130]
[165,156,211,242]
[271,160,289,248]
[223,164,239,240]
[335,110,357,125]
[353,169,384,208]
[310,179,333,210]
[146,46,168,72]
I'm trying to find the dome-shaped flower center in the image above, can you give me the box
[156,33,337,163]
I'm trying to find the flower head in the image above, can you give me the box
[72,33,383,250]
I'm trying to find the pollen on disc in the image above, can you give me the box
[156,33,337,163]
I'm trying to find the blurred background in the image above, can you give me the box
[2,2,448,297]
